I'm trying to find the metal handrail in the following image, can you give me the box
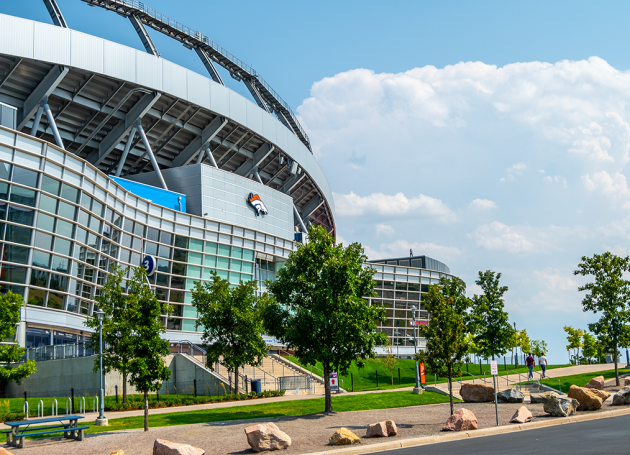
[457,370,492,386]
[275,349,333,386]
[483,369,525,392]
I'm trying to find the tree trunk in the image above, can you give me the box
[448,364,453,416]
[143,391,149,432]
[122,371,127,404]
[323,362,333,413]
[235,367,239,394]
[615,343,620,386]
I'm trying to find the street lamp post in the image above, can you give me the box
[95,309,108,426]
[411,305,422,395]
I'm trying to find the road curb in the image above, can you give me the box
[305,407,630,455]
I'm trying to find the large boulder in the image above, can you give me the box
[329,428,361,445]
[245,423,291,452]
[510,406,533,423]
[153,439,205,455]
[497,388,525,403]
[585,376,605,390]
[613,387,630,406]
[366,422,388,437]
[543,396,579,417]
[590,389,611,401]
[385,420,398,436]
[568,385,603,411]
[530,391,559,404]
[460,383,495,402]
[624,378,630,387]
[442,408,478,431]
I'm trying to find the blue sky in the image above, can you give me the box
[7,0,630,363]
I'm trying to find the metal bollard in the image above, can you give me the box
[66,398,71,415]
[115,385,119,403]
[52,399,58,416]
[80,397,86,414]
[71,388,75,414]
[37,400,44,417]
[23,400,29,420]
[194,379,197,397]
[93,396,98,413]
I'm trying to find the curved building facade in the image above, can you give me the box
[0,11,334,348]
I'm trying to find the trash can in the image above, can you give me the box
[251,379,262,394]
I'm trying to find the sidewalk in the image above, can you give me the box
[21,363,622,425]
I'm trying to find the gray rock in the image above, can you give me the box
[497,388,525,403]
[543,396,579,417]
[613,386,630,406]
[530,391,559,404]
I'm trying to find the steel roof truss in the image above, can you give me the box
[129,13,159,56]
[18,65,69,130]
[0,58,23,90]
[172,116,227,167]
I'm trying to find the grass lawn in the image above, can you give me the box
[289,357,569,392]
[539,368,630,392]
[78,390,454,434]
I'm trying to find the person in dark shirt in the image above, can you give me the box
[526,353,535,380]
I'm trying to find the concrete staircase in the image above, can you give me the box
[434,380,559,401]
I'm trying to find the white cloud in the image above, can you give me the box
[583,171,630,205]
[601,244,629,256]
[471,222,535,253]
[533,269,579,291]
[470,198,498,210]
[507,163,527,174]
[543,175,567,187]
[375,223,394,237]
[365,239,463,262]
[333,191,456,222]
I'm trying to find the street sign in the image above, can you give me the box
[330,372,339,392]
[142,255,157,276]
[491,360,498,375]
[420,362,426,385]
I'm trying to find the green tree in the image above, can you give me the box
[262,226,387,413]
[564,326,584,364]
[516,329,532,363]
[531,339,548,358]
[126,267,172,431]
[417,276,470,415]
[85,266,134,403]
[192,273,268,393]
[582,332,597,363]
[381,339,400,386]
[470,271,514,361]
[0,292,36,385]
[574,252,630,385]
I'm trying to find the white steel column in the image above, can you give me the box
[137,123,168,190]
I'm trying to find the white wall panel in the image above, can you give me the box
[135,51,162,91]
[229,91,247,126]
[33,22,71,65]
[209,81,229,117]
[275,120,289,152]
[0,14,34,58]
[103,41,136,82]
[262,112,277,144]
[70,30,103,74]
[162,61,187,99]
[246,102,263,137]
[186,70,210,109]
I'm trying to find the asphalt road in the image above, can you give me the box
[372,414,630,455]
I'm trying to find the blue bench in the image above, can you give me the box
[3,415,89,449]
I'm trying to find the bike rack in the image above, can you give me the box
[52,399,58,416]
[23,401,29,420]
[92,396,98,413]
[80,397,86,414]
[37,400,44,417]
[66,397,72,415]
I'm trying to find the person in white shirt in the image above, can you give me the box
[539,354,548,378]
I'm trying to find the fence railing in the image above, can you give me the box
[22,342,94,362]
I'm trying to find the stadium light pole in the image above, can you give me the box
[95,309,108,426]
[411,305,421,394]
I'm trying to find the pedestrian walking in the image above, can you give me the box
[526,352,535,380]
[539,353,548,378]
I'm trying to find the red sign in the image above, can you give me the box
[420,362,426,385]
[409,320,428,326]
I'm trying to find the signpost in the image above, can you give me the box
[329,372,339,393]
[491,360,499,426]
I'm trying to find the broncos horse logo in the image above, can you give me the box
[248,193,268,216]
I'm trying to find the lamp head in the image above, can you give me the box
[95,308,105,323]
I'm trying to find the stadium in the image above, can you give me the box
[0,1,455,359]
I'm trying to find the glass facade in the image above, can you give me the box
[0,128,293,336]
[366,263,454,347]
